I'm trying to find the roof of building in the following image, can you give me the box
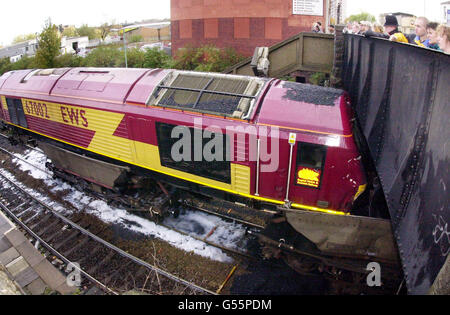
[0,40,38,59]
[389,12,416,17]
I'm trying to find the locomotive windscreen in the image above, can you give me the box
[149,71,265,119]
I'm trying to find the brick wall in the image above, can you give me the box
[171,0,326,57]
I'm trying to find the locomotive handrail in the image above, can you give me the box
[155,85,257,99]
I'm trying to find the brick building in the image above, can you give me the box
[171,0,327,56]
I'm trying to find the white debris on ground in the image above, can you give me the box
[164,211,248,252]
[0,268,22,295]
[11,148,49,181]
[1,149,251,263]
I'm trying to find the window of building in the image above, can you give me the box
[156,122,231,184]
[149,71,264,120]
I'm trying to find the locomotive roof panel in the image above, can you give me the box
[0,69,69,95]
[256,80,351,136]
[50,68,150,103]
[146,71,268,120]
[125,69,171,105]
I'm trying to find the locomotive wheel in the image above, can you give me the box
[284,253,319,275]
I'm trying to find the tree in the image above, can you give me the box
[142,48,171,69]
[77,24,99,40]
[99,23,113,41]
[62,26,79,38]
[82,46,122,67]
[35,19,61,68]
[346,12,376,23]
[0,57,12,75]
[129,34,144,43]
[172,45,245,73]
[12,33,36,44]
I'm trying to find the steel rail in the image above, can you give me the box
[0,146,52,176]
[0,199,119,295]
[0,134,250,292]
[159,221,255,261]
[183,201,266,230]
[0,171,216,295]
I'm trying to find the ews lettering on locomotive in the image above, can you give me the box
[22,99,89,129]
[60,106,88,128]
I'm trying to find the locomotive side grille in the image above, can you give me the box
[232,164,251,195]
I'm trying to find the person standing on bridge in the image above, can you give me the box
[372,23,384,34]
[412,17,430,48]
[384,15,409,43]
[360,21,372,33]
[437,24,450,54]
[426,22,441,50]
[364,15,409,44]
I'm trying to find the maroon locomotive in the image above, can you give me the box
[0,67,366,213]
[0,67,400,276]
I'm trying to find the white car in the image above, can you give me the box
[140,42,164,51]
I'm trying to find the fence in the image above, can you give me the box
[342,34,449,294]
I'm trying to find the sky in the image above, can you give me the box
[0,0,446,46]
[346,0,444,22]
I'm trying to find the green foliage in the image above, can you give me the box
[12,33,36,44]
[55,53,83,68]
[62,27,79,38]
[171,45,198,71]
[142,48,171,69]
[172,45,245,73]
[346,12,376,23]
[129,34,144,43]
[35,19,61,68]
[0,57,12,75]
[115,48,143,68]
[0,55,37,75]
[12,55,36,70]
[77,24,99,40]
[309,72,328,86]
[0,38,243,78]
[99,23,113,41]
[82,46,122,67]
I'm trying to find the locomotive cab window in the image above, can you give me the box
[295,143,327,189]
[6,98,27,128]
[148,71,265,120]
[156,122,231,184]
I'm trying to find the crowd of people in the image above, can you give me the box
[342,15,450,54]
[311,21,336,34]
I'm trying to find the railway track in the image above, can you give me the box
[0,133,264,257]
[0,124,393,295]
[0,135,268,294]
[0,171,217,295]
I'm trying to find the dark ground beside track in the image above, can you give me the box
[230,259,327,295]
